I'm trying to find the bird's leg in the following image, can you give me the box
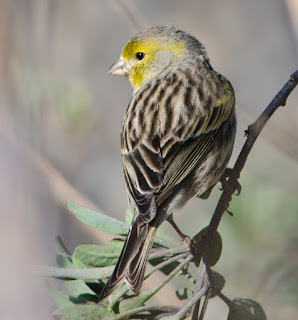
[167,214,192,251]
[166,214,186,239]
[219,167,242,195]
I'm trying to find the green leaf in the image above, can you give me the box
[65,280,96,301]
[54,305,115,320]
[56,237,74,268]
[67,201,129,235]
[72,255,86,269]
[125,208,134,224]
[46,280,74,308]
[108,283,128,311]
[228,298,267,320]
[74,244,123,267]
[54,238,98,302]
[108,238,125,247]
[118,291,153,313]
[210,271,225,298]
[175,287,193,300]
[192,227,223,267]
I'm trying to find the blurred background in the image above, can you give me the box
[0,0,297,319]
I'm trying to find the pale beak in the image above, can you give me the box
[108,57,128,76]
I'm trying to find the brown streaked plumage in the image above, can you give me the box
[99,25,236,300]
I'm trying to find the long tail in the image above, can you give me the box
[99,216,157,300]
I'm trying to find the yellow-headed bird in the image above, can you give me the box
[100,25,236,299]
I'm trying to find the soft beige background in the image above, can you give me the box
[0,0,297,319]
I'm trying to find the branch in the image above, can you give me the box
[34,265,114,280]
[204,69,298,244]
[112,305,180,320]
[174,285,209,320]
[42,69,297,319]
[191,69,298,319]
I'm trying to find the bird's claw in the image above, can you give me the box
[219,168,242,196]
[182,235,193,253]
[234,182,242,195]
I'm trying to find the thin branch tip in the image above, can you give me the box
[197,69,298,310]
[226,209,234,216]
[290,69,298,81]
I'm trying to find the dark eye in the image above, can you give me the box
[135,52,145,60]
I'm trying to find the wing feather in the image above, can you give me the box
[121,67,235,223]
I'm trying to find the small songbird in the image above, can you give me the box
[100,25,236,299]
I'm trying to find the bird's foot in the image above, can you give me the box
[219,168,242,195]
[167,214,193,251]
[181,234,193,252]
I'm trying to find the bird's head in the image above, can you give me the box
[109,25,207,91]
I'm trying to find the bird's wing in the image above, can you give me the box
[121,70,235,222]
[158,73,235,203]
[122,139,163,224]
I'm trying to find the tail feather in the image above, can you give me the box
[127,226,157,293]
[99,216,157,300]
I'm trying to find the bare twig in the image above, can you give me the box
[216,291,233,307]
[204,69,298,247]
[151,254,194,295]
[149,246,187,260]
[191,259,207,320]
[191,69,298,319]
[198,289,211,320]
[174,284,209,320]
[240,107,298,163]
[108,252,190,306]
[146,253,189,279]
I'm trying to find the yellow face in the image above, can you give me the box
[109,38,185,90]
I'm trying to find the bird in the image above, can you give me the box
[99,24,236,300]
